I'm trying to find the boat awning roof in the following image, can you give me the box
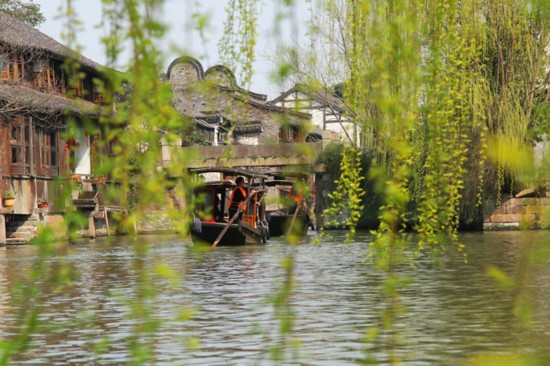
[198,180,235,189]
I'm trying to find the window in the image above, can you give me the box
[93,83,105,103]
[51,132,58,167]
[69,78,84,97]
[201,128,214,144]
[54,65,65,93]
[10,121,31,175]
[279,126,292,142]
[218,130,227,143]
[279,125,302,143]
[31,60,51,89]
[8,56,23,81]
[0,52,8,79]
[38,128,58,176]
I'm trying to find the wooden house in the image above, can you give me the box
[0,11,111,242]
[271,83,359,146]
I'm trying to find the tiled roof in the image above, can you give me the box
[0,11,103,71]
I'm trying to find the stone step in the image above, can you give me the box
[5,238,27,245]
[9,225,36,231]
[8,223,37,227]
[6,226,36,234]
[7,220,40,227]
[8,231,34,239]
[4,215,41,243]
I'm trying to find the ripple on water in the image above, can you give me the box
[1,232,550,364]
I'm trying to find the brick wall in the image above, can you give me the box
[484,197,550,230]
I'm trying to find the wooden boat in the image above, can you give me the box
[189,168,269,247]
[263,172,313,237]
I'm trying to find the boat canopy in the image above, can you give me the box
[199,180,235,189]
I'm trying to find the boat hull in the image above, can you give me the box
[191,222,263,246]
[268,213,308,237]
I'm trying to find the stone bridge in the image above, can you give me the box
[164,142,323,169]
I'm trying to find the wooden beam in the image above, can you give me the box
[0,214,6,245]
[89,215,96,239]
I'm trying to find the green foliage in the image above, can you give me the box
[0,0,45,27]
[316,143,382,231]
[297,0,549,247]
[2,0,197,364]
[2,0,549,364]
[316,0,549,257]
[315,143,343,195]
[324,145,365,240]
[331,82,345,98]
[308,0,549,362]
[218,0,259,87]
[486,265,515,290]
[2,190,14,198]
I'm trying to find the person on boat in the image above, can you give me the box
[228,176,247,221]
[287,184,303,214]
[287,183,314,230]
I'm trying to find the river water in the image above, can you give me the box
[1,231,550,365]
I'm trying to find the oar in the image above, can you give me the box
[212,189,267,248]
[286,198,303,236]
[212,205,242,248]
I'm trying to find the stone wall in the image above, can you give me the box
[484,197,550,230]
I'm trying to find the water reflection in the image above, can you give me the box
[0,247,11,339]
[0,231,549,364]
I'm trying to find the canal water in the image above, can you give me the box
[1,231,550,365]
